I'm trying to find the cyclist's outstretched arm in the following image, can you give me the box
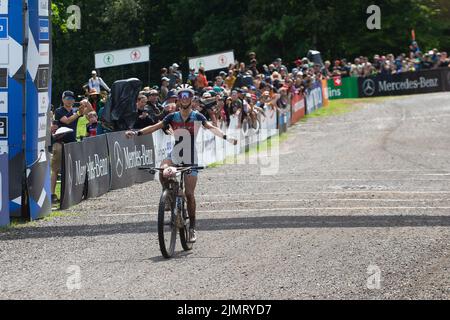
[125,121,164,138]
[203,122,238,145]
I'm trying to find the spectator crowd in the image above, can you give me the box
[49,41,450,204]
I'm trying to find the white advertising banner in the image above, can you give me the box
[188,51,234,72]
[38,116,47,139]
[0,0,8,15]
[95,45,150,69]
[0,41,8,65]
[38,92,48,114]
[0,91,7,113]
[39,0,49,17]
[39,43,50,65]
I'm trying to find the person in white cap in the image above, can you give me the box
[89,70,111,93]
[169,63,183,89]
[160,77,170,101]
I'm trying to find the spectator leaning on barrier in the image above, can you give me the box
[225,90,243,124]
[200,91,219,126]
[51,91,92,204]
[89,70,110,93]
[145,89,164,121]
[438,52,449,68]
[134,94,158,129]
[161,89,178,118]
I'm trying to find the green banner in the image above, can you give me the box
[327,77,359,99]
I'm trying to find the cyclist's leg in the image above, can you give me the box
[184,173,198,229]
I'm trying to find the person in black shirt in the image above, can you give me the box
[198,92,219,126]
[51,90,92,204]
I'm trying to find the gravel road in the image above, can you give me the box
[1,92,449,300]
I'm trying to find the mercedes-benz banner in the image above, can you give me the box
[134,134,155,184]
[359,69,447,98]
[82,135,110,199]
[107,131,155,191]
[61,142,86,210]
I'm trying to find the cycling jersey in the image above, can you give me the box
[162,111,208,166]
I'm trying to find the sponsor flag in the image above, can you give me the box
[333,76,342,87]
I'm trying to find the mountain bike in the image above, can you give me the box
[140,164,205,259]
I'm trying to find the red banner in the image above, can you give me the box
[322,79,330,107]
[291,91,306,124]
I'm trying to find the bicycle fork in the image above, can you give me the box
[175,194,186,229]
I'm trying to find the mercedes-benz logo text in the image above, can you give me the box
[363,79,376,96]
[114,141,124,178]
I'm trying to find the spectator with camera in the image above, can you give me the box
[51,91,92,204]
[87,88,104,113]
[145,89,164,121]
[199,92,219,127]
[134,94,157,129]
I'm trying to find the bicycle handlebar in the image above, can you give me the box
[138,165,206,174]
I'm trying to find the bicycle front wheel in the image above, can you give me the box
[179,198,193,251]
[158,189,177,258]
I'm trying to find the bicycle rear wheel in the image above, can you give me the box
[179,198,193,251]
[158,189,177,258]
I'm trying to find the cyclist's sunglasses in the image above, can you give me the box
[178,91,193,99]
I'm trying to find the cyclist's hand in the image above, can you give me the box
[125,130,137,139]
[163,167,177,178]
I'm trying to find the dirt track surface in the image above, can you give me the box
[1,92,449,300]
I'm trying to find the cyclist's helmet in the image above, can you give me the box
[176,84,195,96]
